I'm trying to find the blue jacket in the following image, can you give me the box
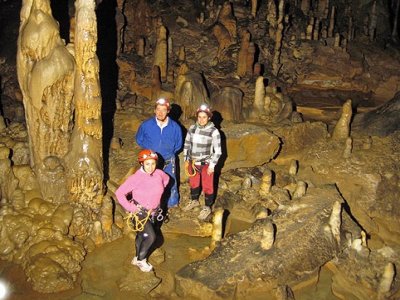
[136,117,183,160]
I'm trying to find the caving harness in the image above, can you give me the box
[124,194,164,232]
[184,159,198,177]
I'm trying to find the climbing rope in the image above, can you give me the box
[125,209,152,232]
[184,160,197,177]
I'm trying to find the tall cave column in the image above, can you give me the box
[66,0,104,209]
[17,0,75,201]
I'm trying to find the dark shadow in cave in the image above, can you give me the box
[96,0,118,182]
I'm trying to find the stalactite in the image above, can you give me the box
[272,0,284,76]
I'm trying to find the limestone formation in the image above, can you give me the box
[292,180,306,199]
[378,262,395,298]
[17,0,75,187]
[260,219,275,250]
[288,159,298,176]
[66,0,104,209]
[174,68,210,120]
[332,99,352,140]
[154,25,168,82]
[343,137,352,158]
[259,168,273,197]
[210,208,225,251]
[211,86,243,122]
[236,30,251,78]
[329,200,342,245]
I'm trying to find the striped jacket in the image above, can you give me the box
[183,121,222,170]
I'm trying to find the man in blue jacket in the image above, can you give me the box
[136,98,183,208]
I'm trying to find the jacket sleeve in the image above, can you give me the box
[135,121,149,149]
[115,175,138,212]
[161,170,170,187]
[209,129,222,170]
[183,129,192,161]
[173,123,183,154]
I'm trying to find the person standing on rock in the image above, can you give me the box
[182,103,222,220]
[136,98,183,208]
[115,149,169,272]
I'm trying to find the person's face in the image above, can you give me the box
[197,112,210,126]
[155,105,169,122]
[143,159,157,174]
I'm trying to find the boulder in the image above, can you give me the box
[175,186,360,299]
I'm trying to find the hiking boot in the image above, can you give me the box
[132,257,153,272]
[198,206,211,220]
[182,200,200,211]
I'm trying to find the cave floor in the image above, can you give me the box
[0,222,337,300]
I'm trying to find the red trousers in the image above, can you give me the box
[189,164,214,198]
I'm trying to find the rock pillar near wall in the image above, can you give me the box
[65,0,104,210]
[17,0,75,202]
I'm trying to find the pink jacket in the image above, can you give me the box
[115,168,170,213]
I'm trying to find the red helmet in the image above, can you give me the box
[155,98,170,110]
[196,103,212,118]
[138,149,158,163]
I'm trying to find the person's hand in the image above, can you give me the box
[207,167,214,175]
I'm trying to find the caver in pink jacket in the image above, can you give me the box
[115,168,170,213]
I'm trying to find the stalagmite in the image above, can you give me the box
[210,209,224,251]
[369,1,377,41]
[218,1,237,41]
[259,168,273,197]
[328,6,335,38]
[332,99,352,140]
[378,262,395,298]
[334,33,341,47]
[154,25,168,82]
[178,45,186,61]
[348,17,354,41]
[260,220,275,250]
[242,177,252,189]
[288,159,298,176]
[236,30,250,78]
[246,42,255,77]
[168,36,173,59]
[301,0,310,15]
[329,200,342,245]
[17,0,77,203]
[342,137,352,158]
[137,37,145,57]
[267,0,277,38]
[293,181,306,199]
[253,76,265,114]
[306,21,313,40]
[251,0,258,18]
[362,136,372,150]
[0,115,6,132]
[313,18,320,40]
[151,65,162,101]
[66,0,104,209]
